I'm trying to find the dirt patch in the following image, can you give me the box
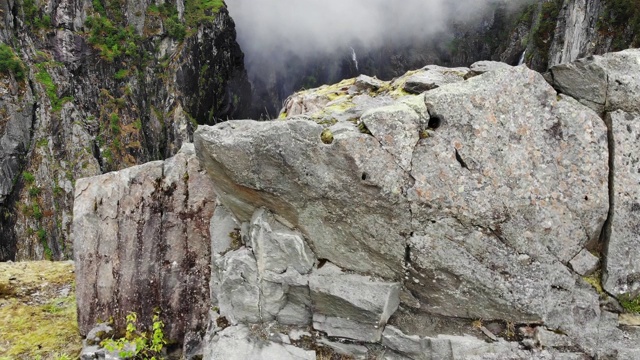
[0,261,81,359]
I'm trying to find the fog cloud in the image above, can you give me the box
[226,0,532,115]
[227,0,526,57]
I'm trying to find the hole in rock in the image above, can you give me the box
[428,114,443,130]
[317,259,328,269]
[361,172,368,181]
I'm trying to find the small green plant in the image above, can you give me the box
[35,65,70,111]
[110,113,121,134]
[619,294,640,313]
[0,44,25,80]
[114,69,130,80]
[320,129,334,144]
[22,172,35,183]
[101,311,167,359]
[583,270,605,296]
[32,203,43,220]
[28,186,41,197]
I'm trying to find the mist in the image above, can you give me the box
[225,0,533,116]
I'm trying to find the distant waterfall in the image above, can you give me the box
[518,50,526,66]
[350,47,359,72]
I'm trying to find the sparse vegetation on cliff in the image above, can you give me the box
[599,0,640,49]
[0,44,26,81]
[185,0,225,28]
[531,0,563,69]
[85,16,140,62]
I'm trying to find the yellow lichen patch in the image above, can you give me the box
[583,269,605,296]
[0,261,81,359]
[299,78,356,99]
[325,97,355,111]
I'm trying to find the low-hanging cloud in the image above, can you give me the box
[226,0,532,115]
[227,0,530,57]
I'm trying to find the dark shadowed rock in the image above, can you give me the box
[73,144,216,342]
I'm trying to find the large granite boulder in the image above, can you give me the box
[73,144,216,342]
[194,63,627,356]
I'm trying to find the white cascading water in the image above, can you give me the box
[518,50,526,66]
[350,47,359,72]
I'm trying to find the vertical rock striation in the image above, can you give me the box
[73,144,215,343]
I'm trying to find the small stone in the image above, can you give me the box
[535,328,574,348]
[569,249,599,276]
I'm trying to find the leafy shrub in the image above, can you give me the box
[165,16,186,41]
[0,44,26,80]
[101,311,167,359]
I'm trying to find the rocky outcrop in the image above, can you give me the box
[192,55,640,358]
[548,49,640,299]
[70,49,640,358]
[73,144,215,343]
[0,0,251,261]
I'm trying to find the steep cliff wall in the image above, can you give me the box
[0,0,251,260]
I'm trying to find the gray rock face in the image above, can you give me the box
[382,325,542,360]
[196,118,412,278]
[396,65,468,94]
[211,208,317,325]
[547,0,604,68]
[202,325,315,360]
[569,249,599,276]
[194,63,628,356]
[0,80,33,204]
[210,206,401,339]
[467,61,513,78]
[73,144,216,342]
[310,264,400,342]
[0,78,34,260]
[548,49,640,114]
